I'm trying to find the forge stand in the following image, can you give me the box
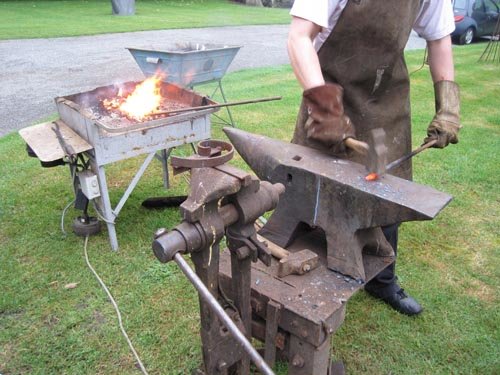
[218,230,393,375]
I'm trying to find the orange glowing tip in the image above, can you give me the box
[365,172,379,181]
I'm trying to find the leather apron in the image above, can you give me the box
[292,0,423,180]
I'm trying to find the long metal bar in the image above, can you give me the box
[152,96,282,117]
[173,253,275,375]
[386,139,437,172]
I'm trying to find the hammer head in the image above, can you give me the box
[278,249,319,278]
[366,128,388,175]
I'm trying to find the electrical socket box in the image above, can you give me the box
[78,170,101,200]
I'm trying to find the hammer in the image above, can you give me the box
[256,233,319,277]
[364,128,437,180]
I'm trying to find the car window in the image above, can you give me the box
[472,0,484,11]
[484,0,500,12]
[454,0,468,10]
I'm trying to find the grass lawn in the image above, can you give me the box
[0,43,499,374]
[0,0,290,40]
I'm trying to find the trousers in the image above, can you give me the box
[365,223,401,298]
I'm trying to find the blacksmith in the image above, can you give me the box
[287,0,461,315]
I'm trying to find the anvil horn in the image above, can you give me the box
[224,127,452,281]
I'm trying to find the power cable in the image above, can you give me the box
[83,236,149,375]
[61,199,76,236]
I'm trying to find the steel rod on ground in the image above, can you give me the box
[173,253,275,375]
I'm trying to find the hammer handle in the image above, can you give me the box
[256,233,289,259]
[345,137,369,155]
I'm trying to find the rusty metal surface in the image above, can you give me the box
[220,228,391,348]
[19,120,92,162]
[55,81,215,166]
[224,127,452,281]
[171,139,234,170]
[56,80,217,133]
[152,160,284,374]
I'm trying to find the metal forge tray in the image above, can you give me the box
[55,81,217,166]
[127,44,241,87]
[128,44,242,127]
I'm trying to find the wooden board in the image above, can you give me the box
[19,120,92,162]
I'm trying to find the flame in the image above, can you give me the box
[365,172,379,181]
[103,75,163,121]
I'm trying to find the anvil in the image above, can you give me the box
[224,127,453,281]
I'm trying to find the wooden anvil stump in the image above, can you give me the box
[218,229,394,374]
[224,128,452,282]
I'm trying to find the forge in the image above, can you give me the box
[20,79,219,250]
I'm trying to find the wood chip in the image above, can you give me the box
[64,282,79,290]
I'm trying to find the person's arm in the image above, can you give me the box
[424,35,461,148]
[287,16,356,149]
[427,35,454,82]
[287,16,325,90]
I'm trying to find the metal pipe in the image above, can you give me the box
[386,139,437,172]
[152,96,282,116]
[173,253,275,375]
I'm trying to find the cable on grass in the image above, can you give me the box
[83,236,149,375]
[60,199,76,236]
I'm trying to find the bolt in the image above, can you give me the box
[236,246,251,260]
[291,354,304,368]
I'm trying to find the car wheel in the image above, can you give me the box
[460,27,475,45]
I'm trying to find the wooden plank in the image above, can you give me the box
[19,120,92,162]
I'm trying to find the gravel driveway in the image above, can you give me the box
[0,25,425,137]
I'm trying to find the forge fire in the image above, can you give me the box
[99,75,187,123]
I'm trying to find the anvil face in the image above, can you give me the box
[224,128,453,281]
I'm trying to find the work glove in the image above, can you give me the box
[303,83,356,152]
[424,80,462,148]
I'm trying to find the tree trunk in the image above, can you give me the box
[111,0,135,15]
[245,0,264,6]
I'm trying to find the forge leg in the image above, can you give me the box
[90,161,118,250]
[288,334,331,375]
[158,148,172,189]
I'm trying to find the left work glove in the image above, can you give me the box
[303,83,356,149]
[424,80,462,148]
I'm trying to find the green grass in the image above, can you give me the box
[1,43,499,374]
[0,0,290,40]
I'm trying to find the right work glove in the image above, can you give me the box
[303,83,356,151]
[424,80,462,148]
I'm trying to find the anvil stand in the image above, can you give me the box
[153,143,284,374]
[218,230,393,375]
[152,141,396,374]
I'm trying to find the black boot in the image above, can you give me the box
[366,287,423,316]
